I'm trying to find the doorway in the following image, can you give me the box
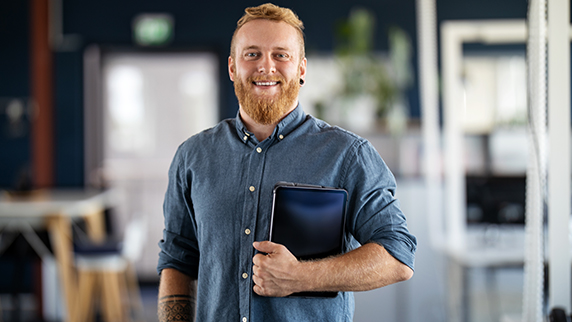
[85,49,219,278]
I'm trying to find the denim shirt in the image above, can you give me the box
[157,105,417,322]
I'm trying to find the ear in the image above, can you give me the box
[299,57,307,85]
[228,56,235,82]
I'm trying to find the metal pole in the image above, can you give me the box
[548,0,571,313]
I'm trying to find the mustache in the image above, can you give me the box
[247,75,286,83]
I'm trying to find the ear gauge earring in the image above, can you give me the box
[300,79,305,85]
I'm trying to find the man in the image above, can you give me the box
[157,3,416,322]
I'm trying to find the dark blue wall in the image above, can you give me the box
[0,0,529,188]
[0,0,31,188]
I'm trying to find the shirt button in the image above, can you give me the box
[243,136,248,141]
[245,228,251,235]
[279,134,284,140]
[249,186,255,192]
[256,147,262,153]
[242,272,248,279]
[242,317,247,322]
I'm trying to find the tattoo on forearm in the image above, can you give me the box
[158,294,196,322]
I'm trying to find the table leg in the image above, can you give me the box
[448,258,469,322]
[77,270,97,322]
[83,209,106,243]
[47,215,78,322]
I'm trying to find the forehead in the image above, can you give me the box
[234,19,301,53]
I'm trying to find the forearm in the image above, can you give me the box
[158,268,197,322]
[300,242,413,292]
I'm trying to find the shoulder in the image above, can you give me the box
[181,118,234,146]
[304,114,370,149]
[303,115,388,171]
[174,118,235,159]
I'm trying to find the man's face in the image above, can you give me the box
[229,19,307,125]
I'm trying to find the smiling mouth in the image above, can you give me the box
[253,81,279,86]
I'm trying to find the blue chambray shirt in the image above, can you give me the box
[157,105,417,322]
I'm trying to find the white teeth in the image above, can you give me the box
[255,81,278,86]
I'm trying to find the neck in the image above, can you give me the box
[239,108,278,142]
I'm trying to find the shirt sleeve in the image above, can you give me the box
[157,144,200,278]
[341,139,417,271]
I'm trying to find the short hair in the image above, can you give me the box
[230,3,305,59]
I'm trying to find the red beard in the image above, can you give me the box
[234,73,300,125]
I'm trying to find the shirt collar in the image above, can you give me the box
[235,104,306,144]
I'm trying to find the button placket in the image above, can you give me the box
[239,140,269,321]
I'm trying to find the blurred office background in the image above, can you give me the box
[0,0,569,321]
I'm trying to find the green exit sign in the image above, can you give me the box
[133,14,174,46]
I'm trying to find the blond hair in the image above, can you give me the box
[230,3,305,59]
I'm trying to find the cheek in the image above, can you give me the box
[285,63,302,78]
[286,69,300,81]
[236,64,256,80]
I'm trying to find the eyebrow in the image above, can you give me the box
[242,45,291,52]
[243,45,260,51]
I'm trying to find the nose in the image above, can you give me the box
[258,54,276,74]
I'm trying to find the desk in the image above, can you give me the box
[0,189,116,322]
[446,224,526,322]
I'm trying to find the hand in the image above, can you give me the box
[252,241,304,297]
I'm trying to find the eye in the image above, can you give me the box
[245,52,258,59]
[275,53,289,60]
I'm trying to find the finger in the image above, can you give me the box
[252,253,264,266]
[253,284,264,296]
[252,272,261,286]
[252,275,269,296]
[252,264,260,277]
[253,241,281,253]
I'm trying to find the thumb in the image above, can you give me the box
[253,241,280,253]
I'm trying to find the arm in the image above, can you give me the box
[158,268,197,322]
[252,241,413,297]
[251,140,416,297]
